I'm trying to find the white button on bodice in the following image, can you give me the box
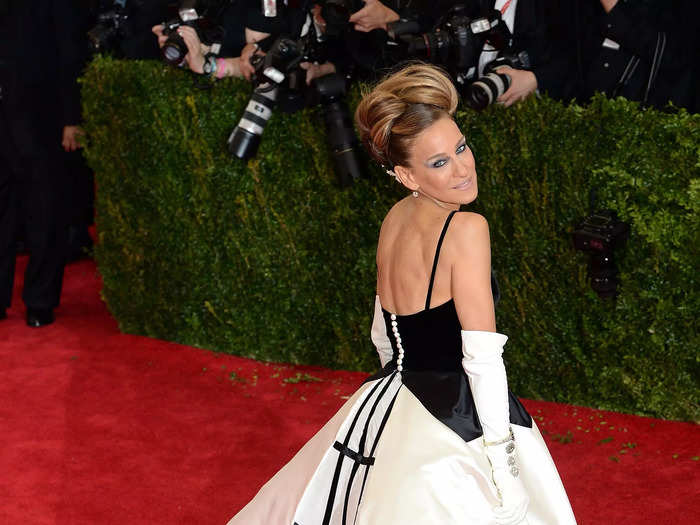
[389,314,404,372]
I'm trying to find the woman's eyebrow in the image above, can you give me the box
[425,137,467,163]
[426,152,447,162]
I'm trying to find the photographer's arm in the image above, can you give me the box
[151,24,212,60]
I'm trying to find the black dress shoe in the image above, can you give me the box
[0,308,6,320]
[26,308,54,327]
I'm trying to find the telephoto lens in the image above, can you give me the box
[313,73,364,187]
[463,70,510,110]
[228,85,279,159]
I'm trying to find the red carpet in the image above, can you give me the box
[1,255,698,524]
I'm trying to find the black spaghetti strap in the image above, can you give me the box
[425,210,458,310]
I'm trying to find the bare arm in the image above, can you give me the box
[450,212,497,332]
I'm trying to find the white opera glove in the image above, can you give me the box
[461,330,530,525]
[371,295,393,368]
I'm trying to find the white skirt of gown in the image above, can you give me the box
[227,372,577,525]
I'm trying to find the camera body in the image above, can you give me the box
[87,0,134,54]
[228,20,364,185]
[160,0,223,66]
[388,5,488,72]
[392,5,487,72]
[389,4,532,111]
[228,34,321,160]
[572,210,630,298]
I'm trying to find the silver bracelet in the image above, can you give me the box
[483,427,514,447]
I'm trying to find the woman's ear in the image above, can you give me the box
[394,165,420,191]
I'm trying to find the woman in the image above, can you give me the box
[226,63,576,525]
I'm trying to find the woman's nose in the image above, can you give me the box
[456,156,472,177]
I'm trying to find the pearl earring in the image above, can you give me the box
[412,191,419,198]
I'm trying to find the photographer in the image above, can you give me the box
[549,0,698,111]
[153,1,339,85]
[151,0,248,78]
[1,0,86,326]
[468,0,569,108]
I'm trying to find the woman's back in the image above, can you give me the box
[377,198,495,333]
[377,197,456,314]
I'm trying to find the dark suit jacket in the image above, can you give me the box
[546,0,698,110]
[0,0,86,154]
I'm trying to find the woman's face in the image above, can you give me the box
[396,116,478,205]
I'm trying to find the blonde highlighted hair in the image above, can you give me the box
[354,62,459,169]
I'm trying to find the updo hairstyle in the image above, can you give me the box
[354,63,459,170]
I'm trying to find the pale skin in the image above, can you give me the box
[62,125,84,151]
[348,0,399,32]
[376,116,497,333]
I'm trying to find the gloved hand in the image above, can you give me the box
[485,432,530,525]
[371,295,393,367]
[461,330,529,525]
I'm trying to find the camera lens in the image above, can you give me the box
[162,33,188,65]
[463,71,511,111]
[228,87,279,159]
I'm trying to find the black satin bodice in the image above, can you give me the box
[367,210,532,443]
[381,298,463,372]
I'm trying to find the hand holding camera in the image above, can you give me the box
[494,66,538,107]
[240,41,266,81]
[299,61,337,86]
[348,0,399,32]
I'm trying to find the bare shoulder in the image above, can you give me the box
[377,198,411,259]
[379,198,412,236]
[450,212,490,245]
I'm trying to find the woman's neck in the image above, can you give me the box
[416,190,460,211]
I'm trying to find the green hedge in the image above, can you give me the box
[81,56,699,421]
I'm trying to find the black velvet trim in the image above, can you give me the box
[352,384,401,525]
[321,374,395,525]
[340,373,398,525]
[332,442,375,466]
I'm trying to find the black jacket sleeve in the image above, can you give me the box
[54,0,88,126]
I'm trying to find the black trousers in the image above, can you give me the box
[0,108,68,311]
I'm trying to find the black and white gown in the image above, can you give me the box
[227,210,577,525]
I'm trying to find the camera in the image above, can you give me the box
[463,49,530,111]
[389,5,532,111]
[160,0,223,66]
[227,19,365,185]
[227,35,309,159]
[312,73,364,187]
[388,5,496,73]
[572,210,630,298]
[87,0,134,54]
